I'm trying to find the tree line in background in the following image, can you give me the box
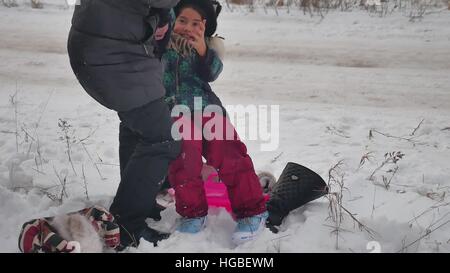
[1,0,449,20]
[225,0,449,19]
[1,0,42,8]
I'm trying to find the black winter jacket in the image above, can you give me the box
[68,0,179,112]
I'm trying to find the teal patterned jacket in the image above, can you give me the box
[162,38,224,112]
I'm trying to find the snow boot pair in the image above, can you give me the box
[175,212,268,245]
[266,162,328,233]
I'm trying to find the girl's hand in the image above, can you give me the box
[188,20,207,57]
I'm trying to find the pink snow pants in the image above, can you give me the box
[168,113,266,219]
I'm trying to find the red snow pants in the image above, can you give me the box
[168,113,266,219]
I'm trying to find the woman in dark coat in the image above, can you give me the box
[67,0,181,250]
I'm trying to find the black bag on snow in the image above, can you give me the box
[266,162,328,232]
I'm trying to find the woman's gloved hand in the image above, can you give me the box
[151,8,172,58]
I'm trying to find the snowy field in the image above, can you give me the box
[1,1,450,253]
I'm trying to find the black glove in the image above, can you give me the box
[150,8,172,59]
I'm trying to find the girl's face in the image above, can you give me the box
[174,7,206,41]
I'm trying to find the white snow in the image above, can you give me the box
[1,2,450,253]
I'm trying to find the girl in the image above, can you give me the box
[162,0,268,245]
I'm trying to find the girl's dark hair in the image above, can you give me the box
[174,0,222,37]
[178,4,207,20]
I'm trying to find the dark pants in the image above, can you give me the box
[109,98,181,247]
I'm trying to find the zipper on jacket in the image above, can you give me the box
[143,43,150,56]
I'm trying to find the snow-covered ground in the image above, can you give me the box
[1,2,450,253]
